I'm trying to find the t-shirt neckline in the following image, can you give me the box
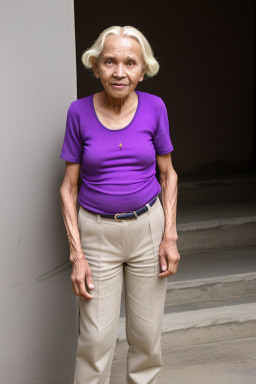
[90,90,141,132]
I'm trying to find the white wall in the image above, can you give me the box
[0,1,77,383]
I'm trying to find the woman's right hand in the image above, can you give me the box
[70,251,94,299]
[60,162,94,300]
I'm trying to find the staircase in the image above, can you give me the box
[117,171,256,346]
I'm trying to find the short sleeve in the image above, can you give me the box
[153,98,174,155]
[60,103,83,163]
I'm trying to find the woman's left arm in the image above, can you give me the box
[156,153,180,278]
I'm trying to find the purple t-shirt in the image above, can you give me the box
[60,90,174,214]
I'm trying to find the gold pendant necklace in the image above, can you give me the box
[118,142,123,150]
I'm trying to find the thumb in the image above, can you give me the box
[85,268,94,290]
[159,254,167,272]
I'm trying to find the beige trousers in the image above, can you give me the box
[74,195,167,384]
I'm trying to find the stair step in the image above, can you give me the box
[176,201,256,251]
[168,245,256,283]
[167,246,256,307]
[176,171,256,203]
[118,246,256,343]
[117,302,256,342]
[165,274,256,312]
[177,200,256,225]
[161,302,256,333]
[119,246,256,318]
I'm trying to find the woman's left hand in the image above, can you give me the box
[158,240,180,278]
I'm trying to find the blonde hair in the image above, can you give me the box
[81,26,160,77]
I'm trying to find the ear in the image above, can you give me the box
[91,58,100,79]
[139,66,146,82]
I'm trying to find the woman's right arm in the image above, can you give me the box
[60,161,94,299]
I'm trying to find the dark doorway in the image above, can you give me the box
[74,0,255,176]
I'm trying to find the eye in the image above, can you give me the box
[127,61,135,66]
[105,59,113,65]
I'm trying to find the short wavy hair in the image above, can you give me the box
[81,26,160,78]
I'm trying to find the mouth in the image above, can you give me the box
[111,83,128,89]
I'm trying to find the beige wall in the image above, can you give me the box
[0,1,77,382]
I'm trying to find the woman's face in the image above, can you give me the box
[92,35,146,99]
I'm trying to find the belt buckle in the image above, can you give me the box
[114,210,138,222]
[114,212,127,222]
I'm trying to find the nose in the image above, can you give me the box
[113,63,126,78]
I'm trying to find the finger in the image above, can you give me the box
[159,261,179,278]
[71,275,79,295]
[85,268,94,290]
[73,283,79,295]
[159,270,173,278]
[159,254,167,273]
[159,259,180,277]
[77,280,93,299]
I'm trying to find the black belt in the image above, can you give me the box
[100,195,158,221]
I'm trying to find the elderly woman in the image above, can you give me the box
[60,26,180,384]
